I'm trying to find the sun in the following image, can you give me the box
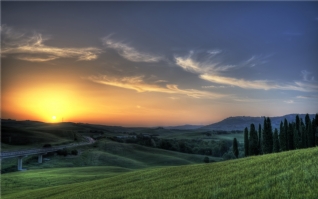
[52,116,56,120]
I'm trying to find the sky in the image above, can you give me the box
[1,2,318,127]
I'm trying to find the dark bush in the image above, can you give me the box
[43,144,52,148]
[57,149,68,156]
[71,149,78,155]
[203,156,210,163]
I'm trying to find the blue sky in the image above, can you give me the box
[1,2,318,126]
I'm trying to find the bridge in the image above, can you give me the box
[0,136,95,171]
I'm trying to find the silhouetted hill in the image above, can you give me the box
[164,124,204,130]
[201,114,316,131]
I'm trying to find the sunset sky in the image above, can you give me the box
[1,2,318,127]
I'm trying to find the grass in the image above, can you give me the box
[2,147,318,199]
[1,125,82,152]
[1,139,218,173]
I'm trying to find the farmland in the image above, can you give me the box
[2,146,318,199]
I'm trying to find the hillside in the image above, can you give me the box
[1,139,219,173]
[202,114,316,131]
[2,147,318,199]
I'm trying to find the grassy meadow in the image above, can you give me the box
[2,146,318,199]
[1,139,219,173]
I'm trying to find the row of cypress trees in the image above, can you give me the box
[244,113,318,157]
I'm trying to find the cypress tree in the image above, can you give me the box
[314,116,318,146]
[233,138,239,158]
[305,113,312,147]
[296,115,300,132]
[308,120,314,147]
[294,115,301,148]
[315,114,318,146]
[312,118,316,146]
[284,119,289,150]
[305,113,314,147]
[262,117,273,154]
[244,127,249,157]
[293,124,300,149]
[288,123,294,150]
[267,117,273,153]
[249,123,259,155]
[273,128,280,152]
[258,124,262,155]
[301,118,306,148]
[279,121,287,151]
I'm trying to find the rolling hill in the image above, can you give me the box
[2,146,318,199]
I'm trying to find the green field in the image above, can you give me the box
[2,147,318,198]
[1,139,220,173]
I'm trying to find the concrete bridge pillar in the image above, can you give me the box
[38,154,43,163]
[17,156,24,171]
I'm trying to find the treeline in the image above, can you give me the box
[243,113,318,156]
[110,134,232,158]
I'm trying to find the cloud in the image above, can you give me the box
[241,54,272,67]
[102,37,163,63]
[284,100,294,104]
[301,70,315,82]
[86,75,227,99]
[174,52,235,74]
[207,49,222,56]
[296,95,318,99]
[296,96,309,99]
[16,55,58,62]
[1,25,102,61]
[175,51,317,92]
[200,74,318,92]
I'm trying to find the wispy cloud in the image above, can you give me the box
[200,74,316,92]
[174,51,235,74]
[241,54,272,67]
[1,25,102,61]
[284,100,294,104]
[175,51,317,92]
[102,37,163,63]
[16,55,58,62]
[86,75,227,99]
[296,95,318,99]
[301,70,315,82]
[207,49,222,56]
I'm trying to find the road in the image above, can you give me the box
[0,136,95,159]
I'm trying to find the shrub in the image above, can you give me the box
[203,156,209,163]
[71,149,78,155]
[43,144,52,148]
[57,149,68,156]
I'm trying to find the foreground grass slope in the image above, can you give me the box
[3,147,318,199]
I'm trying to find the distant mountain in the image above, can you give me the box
[164,124,204,130]
[201,114,316,131]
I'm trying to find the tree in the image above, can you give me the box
[203,156,209,163]
[71,149,78,155]
[284,119,289,150]
[262,117,273,154]
[288,123,294,150]
[314,116,318,146]
[244,127,249,157]
[293,124,301,149]
[273,128,280,152]
[258,124,262,154]
[233,138,239,158]
[279,121,287,151]
[249,123,259,155]
[301,118,306,148]
[307,120,314,147]
[305,113,313,147]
